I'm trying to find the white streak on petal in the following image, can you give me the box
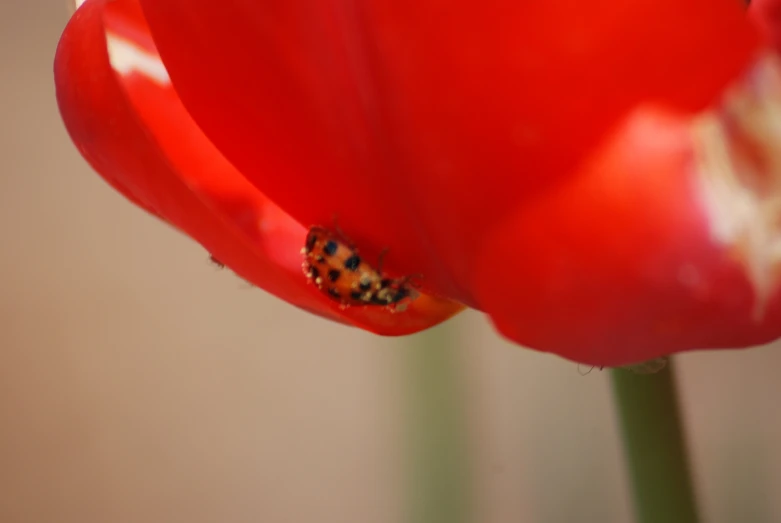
[693,53,781,321]
[106,34,170,86]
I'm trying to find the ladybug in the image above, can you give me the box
[301,225,419,310]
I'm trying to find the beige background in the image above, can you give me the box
[1,1,780,522]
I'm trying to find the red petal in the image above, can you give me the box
[477,73,781,366]
[55,0,463,334]
[138,0,758,307]
[750,0,781,52]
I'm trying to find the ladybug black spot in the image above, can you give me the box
[359,279,372,291]
[309,266,320,280]
[344,254,361,271]
[327,288,341,299]
[392,287,410,303]
[328,269,341,282]
[305,233,318,253]
[323,240,338,256]
[350,291,363,301]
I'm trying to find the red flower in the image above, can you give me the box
[55,0,781,366]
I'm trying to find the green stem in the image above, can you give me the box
[403,324,470,523]
[610,360,700,523]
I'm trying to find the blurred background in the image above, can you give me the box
[2,1,781,522]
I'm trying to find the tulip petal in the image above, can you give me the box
[138,0,759,307]
[477,56,781,366]
[56,0,463,334]
[750,0,781,52]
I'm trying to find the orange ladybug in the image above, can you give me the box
[301,225,419,310]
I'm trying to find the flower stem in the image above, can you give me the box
[610,360,700,523]
[403,324,470,523]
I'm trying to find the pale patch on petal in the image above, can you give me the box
[106,34,171,86]
[693,53,781,321]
